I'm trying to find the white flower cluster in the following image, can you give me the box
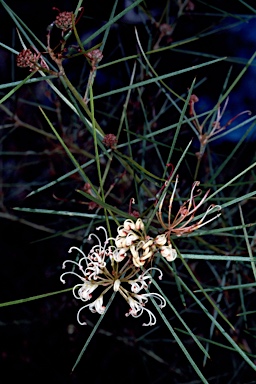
[115,218,177,267]
[60,176,221,327]
[60,223,173,326]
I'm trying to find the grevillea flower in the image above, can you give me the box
[60,226,166,326]
[115,218,177,267]
[157,175,221,237]
[125,293,166,326]
[115,218,153,267]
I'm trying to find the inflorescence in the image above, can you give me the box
[61,178,221,326]
[60,225,166,326]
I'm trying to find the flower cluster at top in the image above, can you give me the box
[60,178,221,326]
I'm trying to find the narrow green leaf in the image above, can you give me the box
[72,291,116,371]
[239,205,256,281]
[151,296,209,383]
[94,57,226,100]
[39,107,99,196]
[0,72,35,104]
[76,190,135,220]
[177,275,256,372]
[0,288,72,307]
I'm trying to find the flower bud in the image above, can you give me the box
[154,234,167,246]
[142,239,154,249]
[123,219,135,231]
[135,218,144,231]
[160,245,177,261]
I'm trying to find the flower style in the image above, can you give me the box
[125,293,166,326]
[157,175,221,237]
[60,226,166,326]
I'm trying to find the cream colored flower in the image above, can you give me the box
[125,292,166,326]
[160,245,177,261]
[115,218,158,266]
[154,234,167,246]
[60,226,166,326]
